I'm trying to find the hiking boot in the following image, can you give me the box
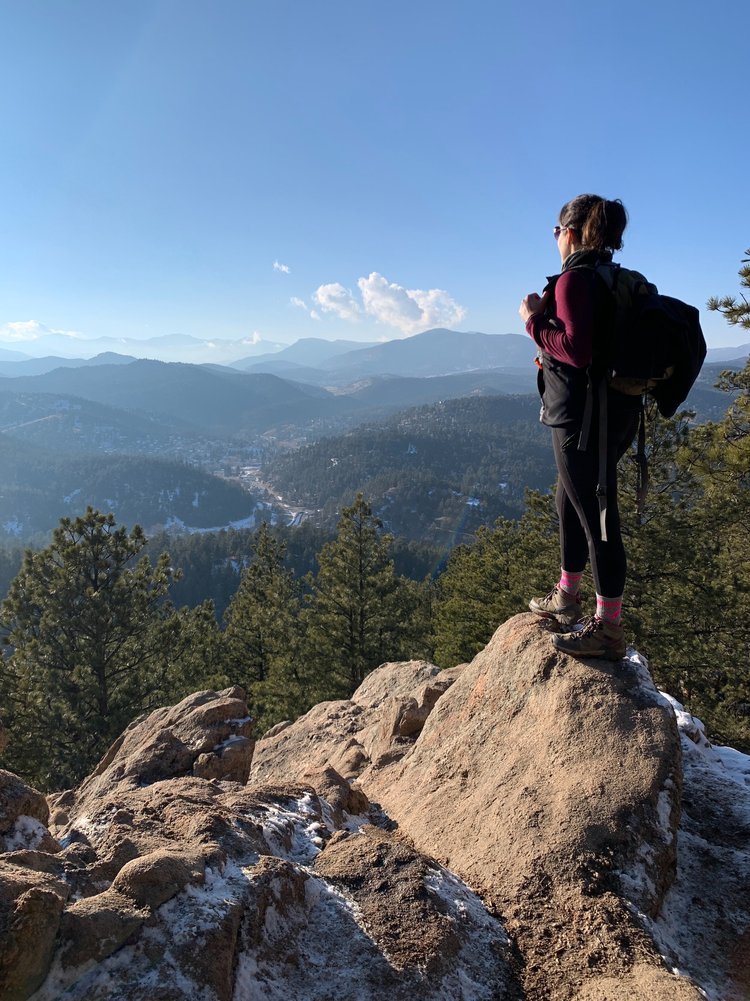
[529,586,583,627]
[552,616,626,660]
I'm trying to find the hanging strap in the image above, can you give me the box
[578,370,595,453]
[635,398,648,521]
[578,374,609,542]
[596,380,609,542]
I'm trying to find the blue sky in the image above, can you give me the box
[0,0,748,350]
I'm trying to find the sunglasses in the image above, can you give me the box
[553,225,577,238]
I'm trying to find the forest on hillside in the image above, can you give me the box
[1,253,749,792]
[264,395,555,543]
[0,434,260,543]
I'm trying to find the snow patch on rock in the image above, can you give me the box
[4,815,49,851]
[260,793,329,864]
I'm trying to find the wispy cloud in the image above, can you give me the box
[0,320,85,342]
[290,296,321,321]
[312,283,361,321]
[273,260,291,274]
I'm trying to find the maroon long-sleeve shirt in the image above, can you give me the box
[525,269,594,369]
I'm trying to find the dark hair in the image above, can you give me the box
[559,194,628,252]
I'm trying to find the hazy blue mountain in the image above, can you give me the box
[239,359,333,383]
[0,352,137,378]
[236,328,538,388]
[313,328,536,380]
[0,360,362,433]
[0,346,32,362]
[705,343,750,363]
[232,336,378,369]
[0,332,290,365]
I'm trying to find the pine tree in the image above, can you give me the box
[222,523,306,730]
[302,494,403,699]
[679,360,750,747]
[616,371,750,750]
[707,249,750,329]
[0,508,215,790]
[433,492,559,666]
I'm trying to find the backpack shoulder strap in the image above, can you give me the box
[594,261,620,292]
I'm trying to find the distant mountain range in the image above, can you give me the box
[0,332,289,365]
[0,326,738,454]
[0,326,746,373]
[237,328,538,386]
[0,328,741,544]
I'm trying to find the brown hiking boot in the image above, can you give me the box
[529,585,583,628]
[552,616,626,660]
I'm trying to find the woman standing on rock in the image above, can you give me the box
[519,194,641,659]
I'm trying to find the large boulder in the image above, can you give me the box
[364,615,697,999]
[367,615,681,914]
[253,614,704,1000]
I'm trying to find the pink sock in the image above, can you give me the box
[558,569,583,597]
[596,594,623,625]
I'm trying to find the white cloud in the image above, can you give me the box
[357,273,466,335]
[310,309,321,321]
[241,331,263,345]
[0,320,85,342]
[273,260,291,274]
[312,283,361,321]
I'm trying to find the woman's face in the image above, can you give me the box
[556,224,581,262]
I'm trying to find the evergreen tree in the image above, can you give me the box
[302,494,404,698]
[433,491,559,666]
[222,523,306,730]
[0,508,215,790]
[678,361,750,747]
[613,371,750,750]
[707,249,750,329]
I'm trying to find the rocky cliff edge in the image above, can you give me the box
[1,613,748,1000]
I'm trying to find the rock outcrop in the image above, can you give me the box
[1,613,747,999]
[0,684,515,1000]
[251,615,706,1000]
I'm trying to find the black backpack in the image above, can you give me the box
[594,263,707,417]
[580,264,707,540]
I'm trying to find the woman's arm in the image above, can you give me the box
[524,269,594,368]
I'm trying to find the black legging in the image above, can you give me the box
[552,406,640,597]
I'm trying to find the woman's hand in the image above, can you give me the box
[519,292,546,324]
